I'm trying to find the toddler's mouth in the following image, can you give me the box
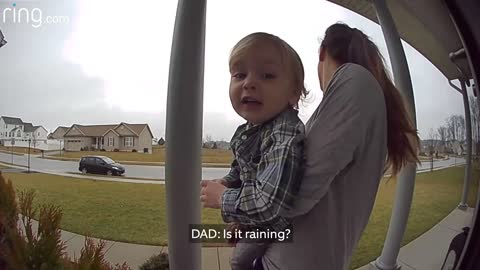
[241,97,263,105]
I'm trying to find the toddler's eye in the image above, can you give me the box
[233,73,246,79]
[264,73,276,79]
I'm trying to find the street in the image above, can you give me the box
[0,152,465,180]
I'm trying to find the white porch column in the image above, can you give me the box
[373,0,418,269]
[164,0,206,269]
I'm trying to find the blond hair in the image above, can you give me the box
[229,32,308,109]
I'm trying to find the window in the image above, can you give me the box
[125,137,134,147]
[17,130,21,137]
[108,137,114,146]
[37,132,40,136]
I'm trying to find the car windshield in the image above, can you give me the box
[102,157,115,164]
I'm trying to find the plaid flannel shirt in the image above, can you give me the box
[221,108,305,231]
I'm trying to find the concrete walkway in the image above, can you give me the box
[20,207,474,270]
[358,207,475,270]
[20,218,232,270]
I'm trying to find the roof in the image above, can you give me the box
[65,123,152,137]
[125,124,150,136]
[72,125,117,137]
[327,0,471,80]
[23,123,35,132]
[48,126,69,139]
[1,116,23,125]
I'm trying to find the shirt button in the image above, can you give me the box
[241,135,247,140]
[242,167,248,172]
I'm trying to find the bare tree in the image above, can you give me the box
[456,115,466,143]
[437,126,447,152]
[446,114,467,143]
[203,134,213,148]
[446,116,456,142]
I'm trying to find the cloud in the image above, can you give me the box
[0,0,469,141]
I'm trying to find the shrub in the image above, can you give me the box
[139,252,169,270]
[113,149,119,152]
[0,172,132,270]
[132,149,137,153]
[100,149,106,152]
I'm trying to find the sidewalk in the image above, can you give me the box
[21,218,233,270]
[357,207,474,270]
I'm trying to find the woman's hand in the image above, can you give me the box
[200,180,227,209]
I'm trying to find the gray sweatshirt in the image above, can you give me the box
[261,63,388,270]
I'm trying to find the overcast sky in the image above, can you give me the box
[0,0,474,140]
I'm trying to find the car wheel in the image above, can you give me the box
[81,168,87,174]
[107,170,113,176]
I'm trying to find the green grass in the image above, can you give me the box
[349,166,479,268]
[3,172,222,246]
[2,166,478,269]
[0,146,43,154]
[51,145,234,164]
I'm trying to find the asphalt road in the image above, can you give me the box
[0,152,465,180]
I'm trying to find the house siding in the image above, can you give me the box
[119,136,137,152]
[115,124,136,136]
[65,137,92,151]
[138,127,153,154]
[34,127,48,141]
[66,126,84,136]
[103,131,120,151]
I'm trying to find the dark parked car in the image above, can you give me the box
[79,156,125,176]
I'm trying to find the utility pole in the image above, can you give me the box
[28,139,31,173]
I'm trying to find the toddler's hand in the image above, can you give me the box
[200,180,227,209]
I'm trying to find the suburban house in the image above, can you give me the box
[63,122,154,153]
[48,126,69,140]
[0,116,49,147]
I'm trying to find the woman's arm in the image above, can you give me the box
[284,64,383,217]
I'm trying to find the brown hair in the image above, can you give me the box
[321,23,420,176]
[229,32,308,109]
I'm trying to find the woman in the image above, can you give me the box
[257,23,419,270]
[201,23,419,269]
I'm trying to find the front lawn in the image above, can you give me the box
[2,166,478,269]
[51,146,233,164]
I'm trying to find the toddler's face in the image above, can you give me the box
[229,39,297,125]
